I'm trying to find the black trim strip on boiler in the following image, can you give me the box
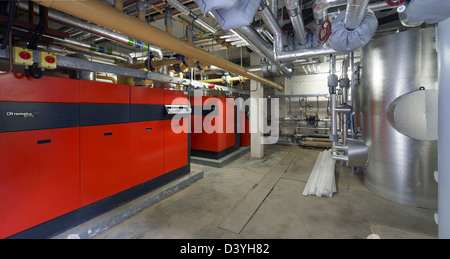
[80,103,130,126]
[130,104,165,122]
[0,102,79,133]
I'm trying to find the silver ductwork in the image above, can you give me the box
[327,1,378,53]
[258,4,338,62]
[167,0,217,34]
[233,26,294,76]
[343,0,370,30]
[284,0,307,45]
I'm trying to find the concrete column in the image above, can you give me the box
[250,52,264,158]
[438,17,450,239]
[250,80,264,158]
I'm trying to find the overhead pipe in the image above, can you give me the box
[284,0,307,45]
[17,2,163,60]
[12,24,132,63]
[32,0,284,91]
[343,0,370,30]
[233,26,293,76]
[38,44,123,64]
[166,0,217,34]
[313,0,390,24]
[258,3,338,62]
[53,37,133,63]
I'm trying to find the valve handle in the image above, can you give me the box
[318,20,332,44]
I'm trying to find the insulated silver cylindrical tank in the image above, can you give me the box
[355,28,438,209]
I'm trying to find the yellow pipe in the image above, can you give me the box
[200,77,248,84]
[33,0,284,92]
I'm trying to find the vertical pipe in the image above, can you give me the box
[136,0,146,22]
[114,0,123,11]
[165,7,173,35]
[344,0,370,30]
[438,17,450,239]
[284,0,307,45]
[340,58,349,146]
[328,55,338,149]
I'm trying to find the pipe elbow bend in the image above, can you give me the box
[328,9,378,53]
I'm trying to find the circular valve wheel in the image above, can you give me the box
[318,20,332,44]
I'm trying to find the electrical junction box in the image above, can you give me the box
[39,52,57,69]
[13,47,34,66]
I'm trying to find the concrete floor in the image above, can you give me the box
[86,144,437,239]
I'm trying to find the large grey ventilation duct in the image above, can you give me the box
[328,0,378,53]
[399,0,450,27]
[196,0,261,30]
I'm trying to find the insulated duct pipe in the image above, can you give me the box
[32,0,284,91]
[167,0,217,34]
[313,0,389,24]
[284,0,307,45]
[258,4,338,61]
[343,0,370,30]
[233,26,293,76]
[17,2,163,60]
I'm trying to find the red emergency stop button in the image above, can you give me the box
[19,51,31,60]
[45,56,55,64]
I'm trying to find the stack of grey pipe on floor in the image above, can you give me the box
[302,149,336,197]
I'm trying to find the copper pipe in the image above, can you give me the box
[32,0,284,91]
[200,77,247,83]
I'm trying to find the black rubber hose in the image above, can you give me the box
[1,0,16,49]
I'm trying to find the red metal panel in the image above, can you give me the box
[80,80,129,104]
[240,112,250,147]
[131,86,164,104]
[165,89,188,105]
[0,73,79,103]
[80,123,131,207]
[129,121,164,186]
[190,95,235,152]
[0,128,80,239]
[164,90,188,173]
[164,119,188,173]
